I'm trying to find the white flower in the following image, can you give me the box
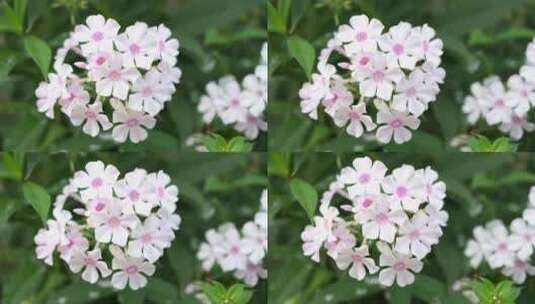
[378,22,419,69]
[335,245,378,280]
[336,14,384,54]
[145,170,179,210]
[128,216,168,262]
[487,223,515,269]
[376,107,420,144]
[74,15,120,56]
[110,246,155,290]
[356,54,403,100]
[502,258,535,284]
[58,226,90,262]
[73,161,120,201]
[378,247,423,287]
[509,218,535,260]
[70,101,113,137]
[411,24,443,67]
[393,70,435,116]
[465,239,484,268]
[382,165,424,212]
[395,211,441,259]
[234,262,267,287]
[234,113,268,140]
[241,222,267,263]
[88,199,139,246]
[68,248,111,283]
[34,219,66,265]
[217,76,250,124]
[299,64,336,119]
[111,99,156,143]
[420,167,446,207]
[334,103,376,138]
[197,229,224,271]
[219,224,248,272]
[59,80,90,116]
[148,24,179,66]
[359,198,407,243]
[339,156,387,197]
[115,22,155,69]
[325,224,356,258]
[129,69,171,115]
[114,168,153,216]
[90,53,140,100]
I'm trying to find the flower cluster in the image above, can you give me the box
[197,190,267,286]
[465,186,535,284]
[34,161,181,290]
[462,39,535,140]
[35,15,182,143]
[301,157,448,287]
[197,43,267,140]
[299,15,445,144]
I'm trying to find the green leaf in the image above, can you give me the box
[46,281,114,304]
[23,35,51,78]
[268,2,286,33]
[289,178,318,221]
[278,0,292,24]
[389,285,412,304]
[0,4,22,34]
[227,136,253,152]
[2,152,24,181]
[145,278,179,304]
[412,275,448,302]
[22,181,51,224]
[227,283,254,304]
[14,0,27,25]
[269,152,290,177]
[118,289,146,304]
[287,35,315,77]
[202,133,228,151]
[203,281,228,303]
[3,257,45,304]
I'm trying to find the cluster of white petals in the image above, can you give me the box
[197,190,267,286]
[35,15,182,143]
[299,15,445,144]
[462,39,535,140]
[301,157,448,287]
[197,43,267,140]
[465,186,535,284]
[34,161,181,290]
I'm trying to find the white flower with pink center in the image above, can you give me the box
[502,258,535,284]
[35,15,182,143]
[335,245,379,280]
[88,199,140,246]
[128,216,169,262]
[197,190,268,287]
[110,246,156,290]
[111,99,156,143]
[145,170,179,210]
[114,168,153,216]
[376,106,420,144]
[73,160,120,201]
[70,101,113,137]
[378,245,423,287]
[420,166,446,208]
[301,157,448,287]
[68,248,111,283]
[74,14,120,56]
[299,15,444,144]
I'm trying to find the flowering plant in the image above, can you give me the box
[34,161,181,290]
[465,186,535,284]
[462,39,535,141]
[197,43,267,140]
[35,15,182,143]
[301,157,448,287]
[299,15,445,144]
[197,189,267,287]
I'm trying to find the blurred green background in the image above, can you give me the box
[268,0,535,151]
[0,152,267,303]
[269,152,535,303]
[0,0,266,151]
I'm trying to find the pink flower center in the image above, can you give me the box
[515,259,527,268]
[350,111,361,120]
[359,173,371,184]
[389,118,403,129]
[95,201,106,212]
[375,212,389,225]
[91,177,103,188]
[158,40,166,50]
[95,56,106,65]
[129,43,141,55]
[230,245,240,255]
[393,261,406,271]
[422,41,429,52]
[426,184,433,194]
[396,186,408,198]
[86,109,97,120]
[359,56,370,66]
[247,115,258,124]
[141,86,153,97]
[495,99,505,108]
[409,229,420,239]
[512,115,523,125]
[107,216,121,227]
[108,70,121,81]
[141,233,152,243]
[356,32,368,42]
[393,43,404,55]
[352,254,363,263]
[92,31,104,42]
[125,265,138,274]
[372,70,385,82]
[84,257,97,266]
[158,186,165,197]
[497,242,508,251]
[126,118,139,128]
[129,190,140,202]
[524,234,532,241]
[362,198,373,208]
[231,99,240,107]
[406,87,417,97]
[246,263,259,271]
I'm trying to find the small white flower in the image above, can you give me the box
[74,15,120,56]
[356,54,403,100]
[336,14,384,54]
[70,101,113,137]
[359,198,407,243]
[115,22,155,70]
[378,247,423,287]
[335,245,378,280]
[88,199,139,246]
[110,246,155,290]
[334,103,376,138]
[339,156,387,197]
[128,216,168,262]
[376,107,420,144]
[111,99,156,143]
[68,248,111,283]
